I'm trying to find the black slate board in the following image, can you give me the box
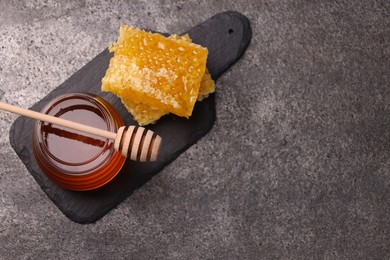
[9,11,251,224]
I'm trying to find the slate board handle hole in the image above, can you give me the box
[228,28,234,34]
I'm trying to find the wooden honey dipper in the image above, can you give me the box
[0,101,161,162]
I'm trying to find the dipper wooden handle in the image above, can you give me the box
[0,101,161,162]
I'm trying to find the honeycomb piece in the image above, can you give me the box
[122,99,167,126]
[170,34,215,101]
[197,69,215,101]
[169,34,192,42]
[121,68,215,125]
[102,25,209,117]
[119,34,215,125]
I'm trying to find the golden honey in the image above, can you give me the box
[32,93,126,191]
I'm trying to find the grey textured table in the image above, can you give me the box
[0,1,389,259]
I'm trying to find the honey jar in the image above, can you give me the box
[32,93,126,191]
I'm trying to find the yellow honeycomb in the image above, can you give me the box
[120,68,215,125]
[121,99,167,126]
[168,35,215,101]
[102,25,214,123]
[197,69,215,101]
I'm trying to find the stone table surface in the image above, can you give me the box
[0,0,389,259]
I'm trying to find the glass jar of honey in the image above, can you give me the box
[32,93,126,191]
